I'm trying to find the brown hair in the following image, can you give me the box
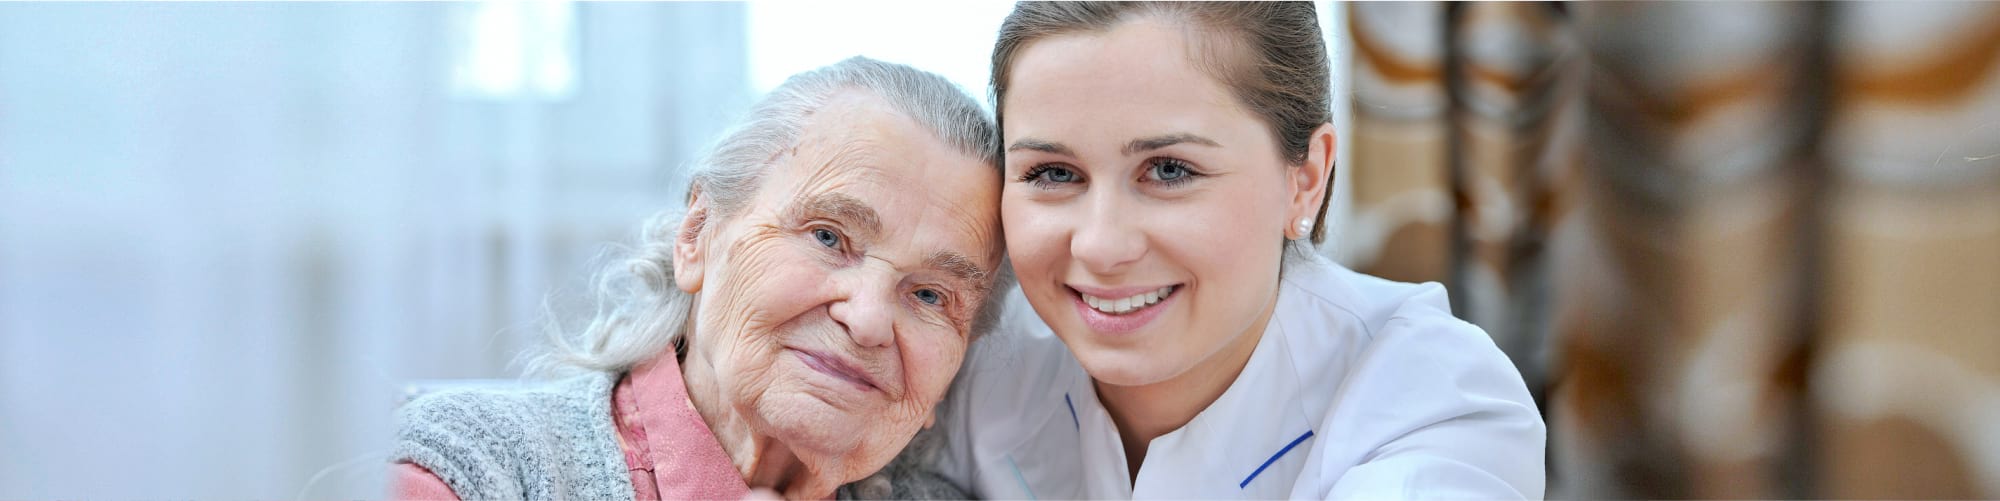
[990,1,1336,244]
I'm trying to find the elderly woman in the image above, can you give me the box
[389,57,1008,500]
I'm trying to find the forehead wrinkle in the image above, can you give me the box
[946,198,1003,275]
[916,163,1003,273]
[782,129,891,232]
[794,135,880,192]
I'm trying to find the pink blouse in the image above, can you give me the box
[391,354,751,500]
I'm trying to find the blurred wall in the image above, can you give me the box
[0,2,749,497]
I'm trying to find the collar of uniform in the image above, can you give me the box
[1128,279,1318,496]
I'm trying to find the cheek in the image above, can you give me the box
[723,237,827,311]
[1000,193,1064,276]
[1172,175,1291,259]
[841,331,962,467]
[1148,190,1287,317]
[1173,205,1280,265]
[901,334,966,403]
[702,238,832,358]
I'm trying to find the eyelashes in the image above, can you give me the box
[1015,157,1207,189]
[1018,164,1080,188]
[1144,157,1201,187]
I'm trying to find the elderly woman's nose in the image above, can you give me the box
[827,267,897,348]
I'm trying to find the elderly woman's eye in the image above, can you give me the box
[913,288,944,306]
[812,228,841,248]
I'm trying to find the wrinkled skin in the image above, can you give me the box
[674,89,1003,499]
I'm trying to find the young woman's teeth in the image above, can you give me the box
[1082,286,1175,315]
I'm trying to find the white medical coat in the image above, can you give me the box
[935,256,1546,499]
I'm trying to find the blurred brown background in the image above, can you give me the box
[1344,2,2000,498]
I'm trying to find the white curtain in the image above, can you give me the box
[0,2,749,497]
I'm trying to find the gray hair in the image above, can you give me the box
[532,56,1009,376]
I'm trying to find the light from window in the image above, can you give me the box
[745,0,1015,107]
[449,0,578,100]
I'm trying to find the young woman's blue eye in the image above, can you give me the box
[1046,168,1078,183]
[812,228,841,248]
[913,288,944,306]
[1018,164,1080,187]
[1145,158,1199,185]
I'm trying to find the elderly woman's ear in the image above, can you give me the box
[673,184,710,294]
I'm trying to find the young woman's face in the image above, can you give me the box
[1000,18,1307,387]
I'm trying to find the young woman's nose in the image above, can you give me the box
[827,264,897,348]
[1069,190,1147,275]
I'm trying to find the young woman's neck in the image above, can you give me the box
[680,348,839,499]
[1093,291,1278,482]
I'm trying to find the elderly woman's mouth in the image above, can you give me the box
[792,348,881,392]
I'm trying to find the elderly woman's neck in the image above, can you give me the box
[680,351,841,499]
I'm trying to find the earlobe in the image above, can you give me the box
[673,188,711,294]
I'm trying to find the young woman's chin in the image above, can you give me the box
[1063,341,1195,388]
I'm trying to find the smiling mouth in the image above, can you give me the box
[1074,285,1180,315]
[793,349,880,392]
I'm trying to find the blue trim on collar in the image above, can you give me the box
[1063,393,1081,430]
[1240,430,1315,489]
[1006,454,1038,500]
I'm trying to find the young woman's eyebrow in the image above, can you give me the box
[1006,134,1221,158]
[1123,133,1221,156]
[1007,138,1074,157]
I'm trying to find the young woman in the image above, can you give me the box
[931,3,1545,498]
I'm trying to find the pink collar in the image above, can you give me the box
[613,352,753,500]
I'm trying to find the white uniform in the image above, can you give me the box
[936,256,1546,499]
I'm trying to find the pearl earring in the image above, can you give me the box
[1296,218,1313,238]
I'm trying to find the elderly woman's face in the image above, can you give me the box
[679,90,1001,481]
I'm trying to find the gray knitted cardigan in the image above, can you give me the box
[391,371,965,500]
[393,372,632,500]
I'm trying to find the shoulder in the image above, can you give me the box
[1278,254,1461,338]
[396,373,613,447]
[1307,258,1520,399]
[931,288,1084,495]
[1280,255,1530,413]
[1277,256,1545,499]
[393,373,626,500]
[1276,255,1511,381]
[1273,256,1498,403]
